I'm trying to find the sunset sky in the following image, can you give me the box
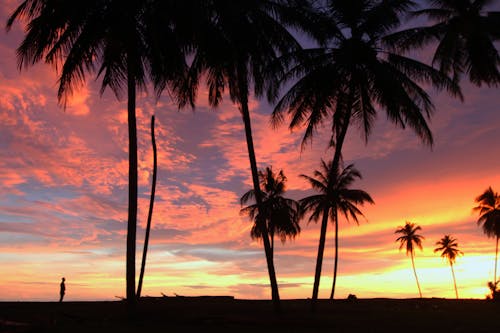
[2,1,500,302]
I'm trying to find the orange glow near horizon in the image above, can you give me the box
[2,1,500,302]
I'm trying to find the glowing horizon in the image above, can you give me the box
[1,1,500,302]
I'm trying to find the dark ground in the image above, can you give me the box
[1,297,498,332]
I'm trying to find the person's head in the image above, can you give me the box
[62,277,65,282]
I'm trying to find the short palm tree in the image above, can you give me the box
[7,0,189,307]
[434,235,463,299]
[474,187,500,284]
[385,0,500,86]
[300,161,373,301]
[395,221,425,298]
[241,167,301,260]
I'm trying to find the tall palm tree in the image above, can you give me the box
[385,0,500,86]
[271,0,461,309]
[474,187,500,284]
[173,0,324,312]
[7,0,189,308]
[137,115,158,299]
[240,167,301,260]
[395,221,425,298]
[434,234,463,299]
[300,161,373,301]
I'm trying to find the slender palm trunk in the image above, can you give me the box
[330,208,339,300]
[238,69,280,313]
[126,56,138,310]
[450,262,458,299]
[311,209,329,310]
[495,236,499,284]
[137,115,157,299]
[410,252,423,298]
[270,230,275,261]
[311,109,351,312]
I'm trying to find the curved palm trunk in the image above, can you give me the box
[495,236,499,284]
[311,109,351,312]
[410,252,423,298]
[311,208,329,311]
[238,71,280,312]
[330,208,339,300]
[126,57,138,310]
[450,262,458,299]
[137,115,158,299]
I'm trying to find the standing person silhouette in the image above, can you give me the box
[59,277,66,302]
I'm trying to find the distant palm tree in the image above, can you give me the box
[474,187,500,284]
[434,235,463,299]
[241,167,301,260]
[395,222,425,298]
[385,0,500,86]
[137,115,158,299]
[300,161,373,300]
[7,0,189,308]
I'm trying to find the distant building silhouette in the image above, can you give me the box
[59,277,66,302]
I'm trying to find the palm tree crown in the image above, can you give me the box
[385,0,500,86]
[272,0,462,149]
[241,167,301,255]
[434,235,463,265]
[474,187,500,238]
[395,222,424,255]
[300,161,373,224]
[474,186,500,284]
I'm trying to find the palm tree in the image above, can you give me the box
[7,0,189,308]
[300,161,373,301]
[240,167,301,260]
[395,221,425,298]
[385,0,500,86]
[434,235,463,299]
[137,115,158,299]
[271,0,461,309]
[173,0,324,312]
[474,187,500,284]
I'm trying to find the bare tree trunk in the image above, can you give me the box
[450,262,458,299]
[126,57,138,311]
[411,252,423,298]
[330,208,339,300]
[137,115,157,299]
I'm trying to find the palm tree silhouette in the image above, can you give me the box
[173,0,322,312]
[395,221,425,298]
[434,235,463,299]
[300,161,373,301]
[7,0,189,308]
[240,167,301,260]
[474,187,500,284]
[271,0,460,309]
[386,0,500,86]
